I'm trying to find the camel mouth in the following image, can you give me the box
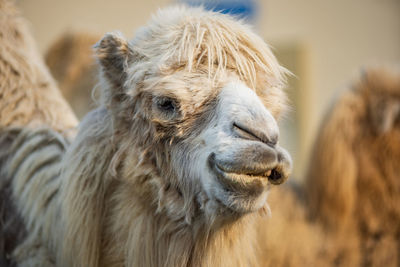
[216,163,283,184]
[208,153,287,188]
[208,153,270,197]
[206,153,276,213]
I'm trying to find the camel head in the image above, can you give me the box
[94,6,292,222]
[359,67,400,135]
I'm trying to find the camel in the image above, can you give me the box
[0,0,77,132]
[0,0,77,265]
[306,67,400,266]
[254,67,400,267]
[45,32,100,118]
[16,4,400,265]
[0,3,292,266]
[41,24,333,267]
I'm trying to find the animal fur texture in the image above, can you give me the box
[45,32,101,118]
[0,0,77,265]
[42,31,400,267]
[306,67,400,266]
[41,25,333,267]
[0,127,69,266]
[0,0,77,132]
[258,67,400,267]
[256,184,328,266]
[0,2,293,267]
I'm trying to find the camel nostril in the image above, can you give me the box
[267,169,283,185]
[232,122,277,146]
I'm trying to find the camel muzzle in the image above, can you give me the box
[208,141,291,192]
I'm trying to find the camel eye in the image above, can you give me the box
[153,96,179,117]
[158,98,175,111]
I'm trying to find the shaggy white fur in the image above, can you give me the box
[1,4,292,267]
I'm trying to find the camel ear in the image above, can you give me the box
[371,99,400,134]
[94,32,136,91]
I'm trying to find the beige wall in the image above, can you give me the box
[259,0,400,178]
[17,0,171,52]
[17,0,400,179]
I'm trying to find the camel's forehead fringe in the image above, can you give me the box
[131,6,287,90]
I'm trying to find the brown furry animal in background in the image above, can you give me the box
[257,67,400,267]
[306,67,400,266]
[45,32,100,118]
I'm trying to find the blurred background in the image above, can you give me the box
[16,0,400,180]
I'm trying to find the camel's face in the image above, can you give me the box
[95,31,292,216]
[141,72,292,214]
[164,80,291,214]
[198,82,292,213]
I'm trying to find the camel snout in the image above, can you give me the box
[210,142,292,186]
[206,146,291,213]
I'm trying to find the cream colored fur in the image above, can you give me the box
[1,3,291,267]
[60,7,289,267]
[0,128,67,266]
[0,1,76,265]
[0,0,77,133]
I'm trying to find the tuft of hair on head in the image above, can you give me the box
[143,5,288,89]
[94,5,289,108]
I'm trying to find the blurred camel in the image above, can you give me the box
[306,67,400,266]
[45,32,100,118]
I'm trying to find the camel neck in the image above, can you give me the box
[100,182,260,267]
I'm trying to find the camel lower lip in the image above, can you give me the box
[208,154,267,196]
[214,163,270,181]
[213,159,278,182]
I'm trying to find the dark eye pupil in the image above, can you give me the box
[158,99,175,111]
